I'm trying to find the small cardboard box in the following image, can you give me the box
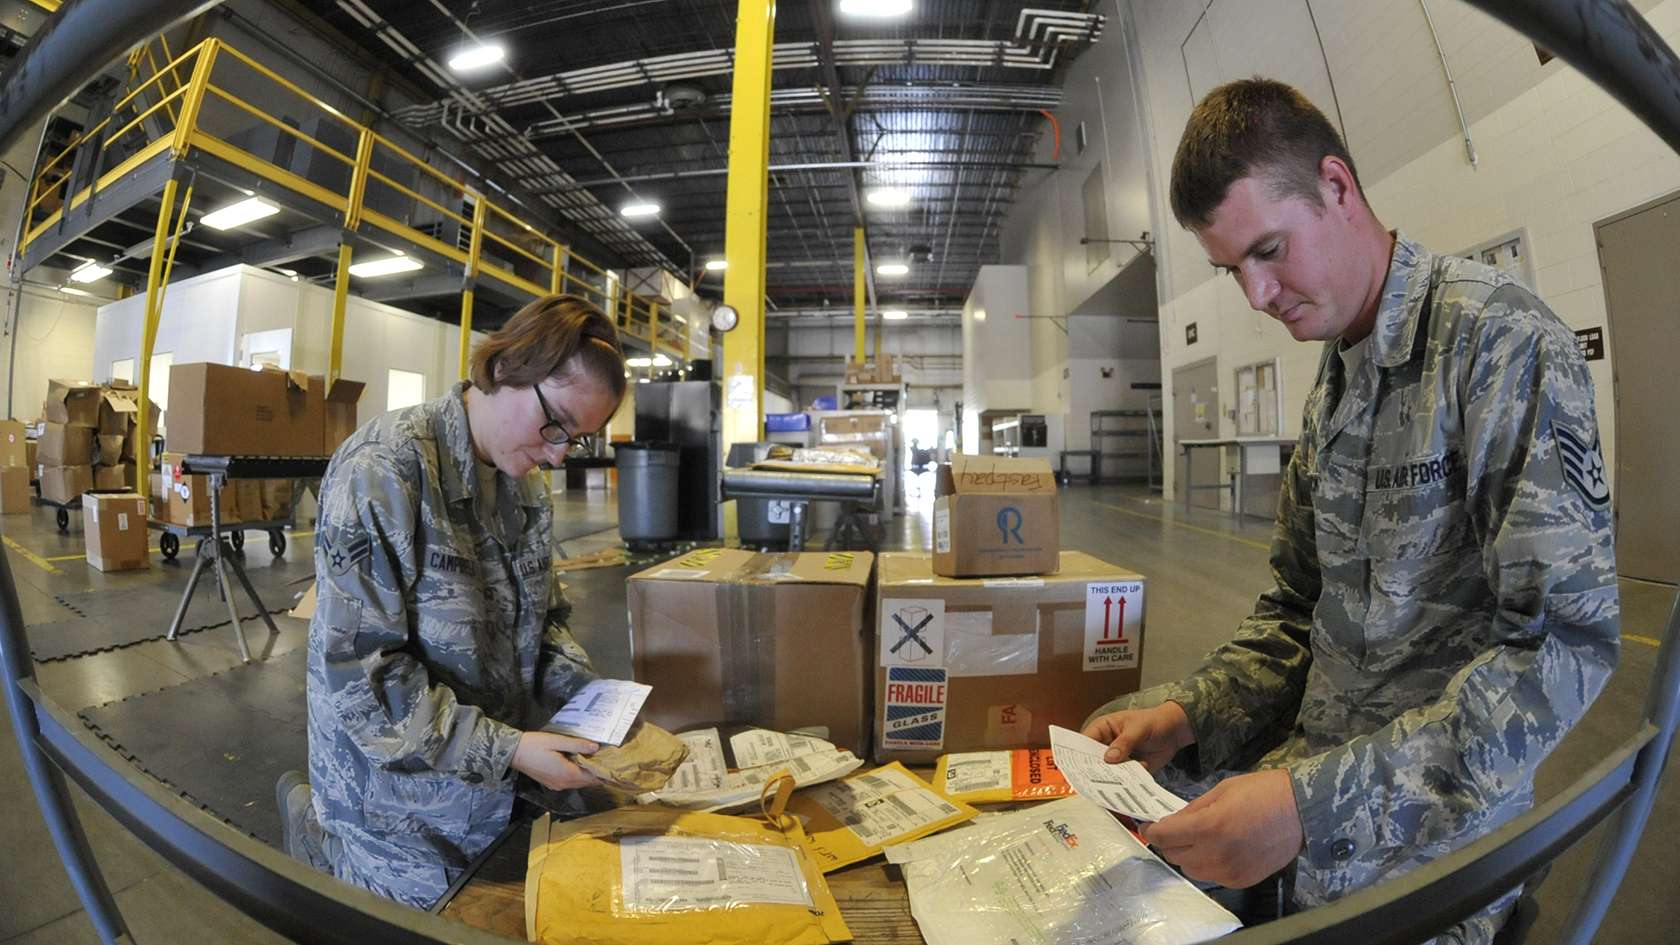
[235,479,264,522]
[260,479,293,519]
[0,465,30,513]
[148,472,166,519]
[25,438,37,473]
[97,388,139,436]
[933,455,1060,578]
[95,434,125,466]
[40,464,93,503]
[0,420,26,467]
[83,492,149,572]
[39,422,95,466]
[874,551,1145,764]
[44,379,100,427]
[166,363,321,456]
[94,464,136,491]
[626,548,876,757]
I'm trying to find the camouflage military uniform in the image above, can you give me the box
[1091,233,1619,943]
[301,380,597,908]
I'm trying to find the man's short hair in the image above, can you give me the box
[1169,78,1363,229]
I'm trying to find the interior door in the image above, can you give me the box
[1597,195,1680,583]
[1173,358,1221,511]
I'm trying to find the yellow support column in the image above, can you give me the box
[134,178,180,487]
[550,243,569,294]
[459,195,487,378]
[722,0,776,446]
[649,302,661,359]
[329,128,375,385]
[853,225,866,363]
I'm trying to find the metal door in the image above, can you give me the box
[1173,358,1221,510]
[1596,194,1680,583]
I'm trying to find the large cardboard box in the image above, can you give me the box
[873,551,1145,764]
[235,479,264,522]
[313,376,367,455]
[40,464,93,503]
[0,465,29,513]
[44,379,100,427]
[932,455,1060,577]
[39,422,94,466]
[83,493,149,572]
[626,548,876,757]
[167,363,320,456]
[0,420,26,467]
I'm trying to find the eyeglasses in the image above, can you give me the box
[533,385,592,450]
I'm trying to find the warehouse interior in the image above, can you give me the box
[0,0,1677,943]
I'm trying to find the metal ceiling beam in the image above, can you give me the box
[524,159,1056,193]
[810,0,878,330]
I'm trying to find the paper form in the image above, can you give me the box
[545,679,652,746]
[1048,725,1188,822]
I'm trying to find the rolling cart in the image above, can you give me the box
[150,516,292,561]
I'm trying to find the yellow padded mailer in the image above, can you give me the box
[525,806,852,945]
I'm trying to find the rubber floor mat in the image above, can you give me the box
[27,591,291,662]
[78,650,308,848]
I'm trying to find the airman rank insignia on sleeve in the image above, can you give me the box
[321,529,372,576]
[1554,423,1610,509]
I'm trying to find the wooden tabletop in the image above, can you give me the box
[441,816,922,944]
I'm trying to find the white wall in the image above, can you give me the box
[7,288,99,419]
[1076,0,1680,497]
[93,265,485,436]
[961,266,1034,451]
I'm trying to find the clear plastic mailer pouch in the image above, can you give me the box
[785,762,978,872]
[883,795,1239,945]
[933,748,1074,804]
[524,785,852,945]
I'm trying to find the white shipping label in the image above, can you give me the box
[117,512,129,530]
[934,506,951,553]
[619,835,813,911]
[940,751,1012,796]
[804,768,964,848]
[662,728,728,794]
[726,374,757,410]
[545,679,652,746]
[880,598,944,668]
[729,729,835,770]
[1083,581,1143,671]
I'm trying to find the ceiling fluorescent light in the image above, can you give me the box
[866,187,911,208]
[620,201,662,218]
[69,262,112,283]
[57,286,94,297]
[348,254,423,278]
[704,259,728,271]
[875,262,909,276]
[448,42,505,73]
[625,356,654,367]
[200,196,279,231]
[882,309,909,320]
[839,0,914,18]
[652,354,674,366]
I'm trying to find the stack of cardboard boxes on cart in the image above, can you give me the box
[152,361,364,529]
[627,454,1146,763]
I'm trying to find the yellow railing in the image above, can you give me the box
[22,37,692,359]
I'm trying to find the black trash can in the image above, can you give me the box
[614,441,680,542]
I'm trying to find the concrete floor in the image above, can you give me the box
[0,476,1674,943]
